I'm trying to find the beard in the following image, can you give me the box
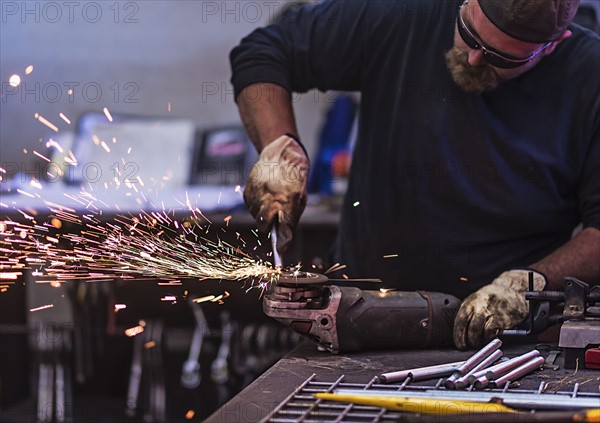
[445,47,501,93]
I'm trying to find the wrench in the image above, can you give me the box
[211,311,232,384]
[181,298,208,389]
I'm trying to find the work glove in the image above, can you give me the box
[244,135,309,253]
[453,269,547,350]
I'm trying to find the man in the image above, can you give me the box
[230,0,600,349]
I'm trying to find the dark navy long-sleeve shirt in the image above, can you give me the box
[230,0,600,298]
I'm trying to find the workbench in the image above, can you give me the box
[206,340,600,422]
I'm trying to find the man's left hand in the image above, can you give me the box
[453,269,546,349]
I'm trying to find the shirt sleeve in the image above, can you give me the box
[229,0,370,98]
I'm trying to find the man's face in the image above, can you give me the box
[446,0,554,93]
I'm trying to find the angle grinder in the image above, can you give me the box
[263,270,461,353]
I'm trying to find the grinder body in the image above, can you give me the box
[264,279,461,353]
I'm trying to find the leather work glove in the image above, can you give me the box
[453,269,547,350]
[244,135,309,253]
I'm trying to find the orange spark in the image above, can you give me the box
[33,150,51,162]
[30,304,54,312]
[59,113,71,124]
[161,295,177,302]
[34,113,59,132]
[1,272,22,280]
[193,295,215,303]
[103,107,113,122]
[125,325,145,337]
[16,189,35,198]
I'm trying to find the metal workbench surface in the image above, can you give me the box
[205,340,600,422]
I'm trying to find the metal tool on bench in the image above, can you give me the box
[181,297,208,389]
[262,270,461,353]
[211,310,232,385]
[125,320,166,422]
[35,325,73,423]
[503,275,600,369]
[271,225,283,269]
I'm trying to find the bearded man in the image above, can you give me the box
[230,0,600,349]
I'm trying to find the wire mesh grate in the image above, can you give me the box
[261,374,600,423]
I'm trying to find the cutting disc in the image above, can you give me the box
[276,271,329,286]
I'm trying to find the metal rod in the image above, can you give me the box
[527,271,535,335]
[501,329,531,336]
[484,350,541,379]
[537,381,545,395]
[378,361,464,383]
[572,383,580,398]
[408,364,465,382]
[467,350,539,384]
[270,226,282,268]
[332,388,600,410]
[490,356,545,388]
[451,349,504,390]
[443,339,502,389]
[524,291,600,302]
[473,350,541,389]
[443,373,461,390]
[455,338,502,376]
[399,376,412,389]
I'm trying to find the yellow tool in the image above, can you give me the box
[575,409,600,423]
[314,393,600,422]
[314,392,516,415]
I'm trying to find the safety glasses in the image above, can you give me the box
[457,1,552,69]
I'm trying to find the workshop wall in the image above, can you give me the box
[0,0,326,170]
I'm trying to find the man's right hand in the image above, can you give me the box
[244,135,309,253]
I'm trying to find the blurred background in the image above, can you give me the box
[0,2,338,422]
[1,1,598,422]
[0,0,331,168]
